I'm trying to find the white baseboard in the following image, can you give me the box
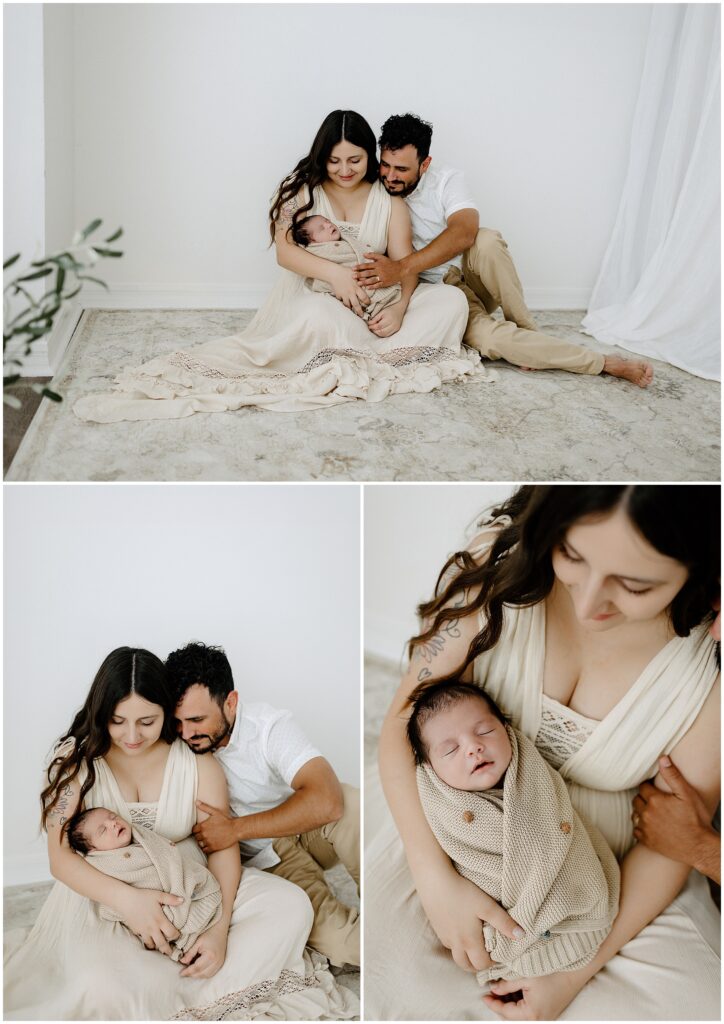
[525,287,590,310]
[5,850,52,888]
[80,283,272,310]
[12,302,82,377]
[77,283,589,312]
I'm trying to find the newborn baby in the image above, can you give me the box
[292,214,402,322]
[408,682,620,983]
[67,807,222,960]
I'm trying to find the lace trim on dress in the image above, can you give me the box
[165,345,465,384]
[535,695,598,770]
[169,967,318,1021]
[128,803,158,830]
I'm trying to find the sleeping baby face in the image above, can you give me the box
[78,808,133,851]
[421,695,513,792]
[303,215,341,243]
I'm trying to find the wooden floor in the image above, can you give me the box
[3,379,49,476]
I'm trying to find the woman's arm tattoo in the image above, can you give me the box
[413,592,467,682]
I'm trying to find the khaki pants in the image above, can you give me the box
[267,783,359,967]
[444,228,605,375]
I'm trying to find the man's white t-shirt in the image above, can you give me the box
[404,165,479,283]
[213,701,321,869]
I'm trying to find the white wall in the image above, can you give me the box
[64,3,651,308]
[364,484,515,662]
[3,3,47,369]
[4,484,360,885]
[44,3,75,255]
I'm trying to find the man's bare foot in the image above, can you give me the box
[603,355,654,388]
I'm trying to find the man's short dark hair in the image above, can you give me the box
[166,642,234,707]
[66,808,95,855]
[379,113,433,161]
[406,681,507,766]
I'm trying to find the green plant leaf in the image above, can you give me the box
[56,267,66,294]
[4,373,21,386]
[3,253,21,270]
[80,218,102,240]
[77,275,109,289]
[16,267,54,282]
[91,247,123,258]
[62,284,83,300]
[41,387,63,402]
[104,228,123,243]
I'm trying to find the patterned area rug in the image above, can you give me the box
[7,309,720,481]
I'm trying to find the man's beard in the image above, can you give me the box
[381,172,422,198]
[186,717,233,754]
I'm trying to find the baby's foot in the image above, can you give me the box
[603,355,654,388]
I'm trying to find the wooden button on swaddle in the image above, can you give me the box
[463,810,474,823]
[560,821,571,833]
[123,852,131,858]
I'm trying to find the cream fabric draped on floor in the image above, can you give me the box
[365,578,720,1019]
[4,740,358,1021]
[73,182,489,423]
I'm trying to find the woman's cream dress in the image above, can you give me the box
[365,540,720,1020]
[4,740,358,1021]
[73,182,489,423]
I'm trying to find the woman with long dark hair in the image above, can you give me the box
[5,648,355,1020]
[366,485,720,1021]
[74,110,483,423]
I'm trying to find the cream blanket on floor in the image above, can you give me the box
[417,724,620,982]
[305,227,402,321]
[90,823,222,961]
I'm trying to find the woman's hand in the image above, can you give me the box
[119,887,183,956]
[483,970,587,1021]
[179,920,228,979]
[368,302,405,339]
[418,867,524,972]
[326,265,371,318]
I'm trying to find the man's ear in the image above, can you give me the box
[226,690,239,716]
[420,156,432,174]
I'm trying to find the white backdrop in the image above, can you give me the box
[4,484,360,885]
[364,484,515,662]
[33,3,652,308]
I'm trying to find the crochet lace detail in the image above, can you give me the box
[128,803,157,830]
[170,967,318,1020]
[535,695,597,770]
[165,345,463,382]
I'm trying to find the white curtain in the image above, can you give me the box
[581,5,720,381]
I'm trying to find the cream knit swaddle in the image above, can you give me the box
[417,725,620,982]
[305,227,402,321]
[90,823,223,961]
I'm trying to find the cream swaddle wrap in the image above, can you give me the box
[305,227,402,321]
[417,725,620,982]
[91,822,222,961]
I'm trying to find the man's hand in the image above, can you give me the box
[193,800,238,853]
[633,756,719,877]
[368,303,405,339]
[179,921,228,978]
[354,253,405,290]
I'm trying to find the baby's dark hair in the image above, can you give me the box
[66,808,96,855]
[291,216,317,247]
[406,680,507,767]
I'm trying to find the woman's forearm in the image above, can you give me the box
[378,704,451,883]
[275,239,337,283]
[572,842,691,985]
[207,846,241,929]
[50,846,132,912]
[395,272,418,315]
